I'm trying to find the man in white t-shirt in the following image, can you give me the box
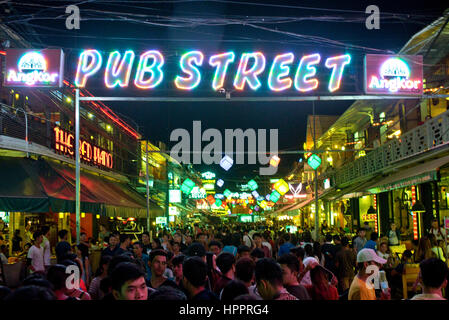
[429,219,446,242]
[27,231,45,273]
[243,229,254,249]
[41,226,51,269]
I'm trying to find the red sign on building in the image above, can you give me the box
[4,49,64,87]
[364,54,423,95]
[54,127,113,169]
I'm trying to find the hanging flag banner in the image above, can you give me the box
[364,54,423,95]
[4,49,64,87]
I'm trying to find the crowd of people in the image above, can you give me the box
[0,219,448,301]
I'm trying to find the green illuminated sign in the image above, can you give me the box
[248,179,258,191]
[223,189,232,198]
[201,171,216,179]
[181,178,195,194]
[269,190,281,203]
[308,154,322,170]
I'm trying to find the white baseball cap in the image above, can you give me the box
[357,248,387,264]
[303,256,319,268]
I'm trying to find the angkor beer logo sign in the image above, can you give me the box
[364,54,423,95]
[4,49,64,87]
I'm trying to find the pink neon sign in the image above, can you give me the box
[364,54,423,95]
[74,49,352,93]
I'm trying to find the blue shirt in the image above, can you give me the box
[222,245,237,256]
[279,242,295,257]
[364,240,377,250]
[142,253,151,280]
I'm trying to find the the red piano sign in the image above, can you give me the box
[54,126,113,169]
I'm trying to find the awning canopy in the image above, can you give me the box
[0,156,149,217]
[46,159,147,218]
[365,155,449,194]
[0,157,49,212]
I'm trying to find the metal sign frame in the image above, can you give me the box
[73,91,449,243]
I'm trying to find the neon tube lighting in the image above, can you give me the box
[104,50,135,88]
[294,53,321,92]
[234,52,266,90]
[268,53,294,91]
[174,51,204,90]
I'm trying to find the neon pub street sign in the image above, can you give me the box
[74,49,352,93]
[4,49,64,87]
[54,126,113,169]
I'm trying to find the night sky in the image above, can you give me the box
[2,0,448,183]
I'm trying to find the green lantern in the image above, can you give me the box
[269,190,281,203]
[180,178,195,194]
[248,179,258,191]
[215,199,222,207]
[223,189,232,198]
[308,154,322,170]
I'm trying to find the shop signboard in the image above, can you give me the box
[53,126,113,169]
[361,214,377,221]
[239,215,253,223]
[285,183,307,200]
[324,178,331,190]
[4,49,65,87]
[189,186,206,199]
[364,54,423,95]
[156,217,167,225]
[169,189,181,203]
[413,212,419,240]
[201,171,216,180]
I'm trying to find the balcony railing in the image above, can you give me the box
[0,103,137,179]
[333,107,449,187]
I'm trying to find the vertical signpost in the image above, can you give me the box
[75,89,81,244]
[146,142,150,233]
[312,102,319,240]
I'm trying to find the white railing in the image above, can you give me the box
[333,108,449,187]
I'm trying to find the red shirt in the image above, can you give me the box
[306,284,339,300]
[213,275,232,296]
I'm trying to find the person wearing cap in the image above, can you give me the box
[348,248,390,300]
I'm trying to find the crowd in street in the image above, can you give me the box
[0,219,448,301]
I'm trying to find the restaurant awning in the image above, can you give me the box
[0,157,49,212]
[0,156,149,218]
[46,159,147,218]
[365,155,449,194]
